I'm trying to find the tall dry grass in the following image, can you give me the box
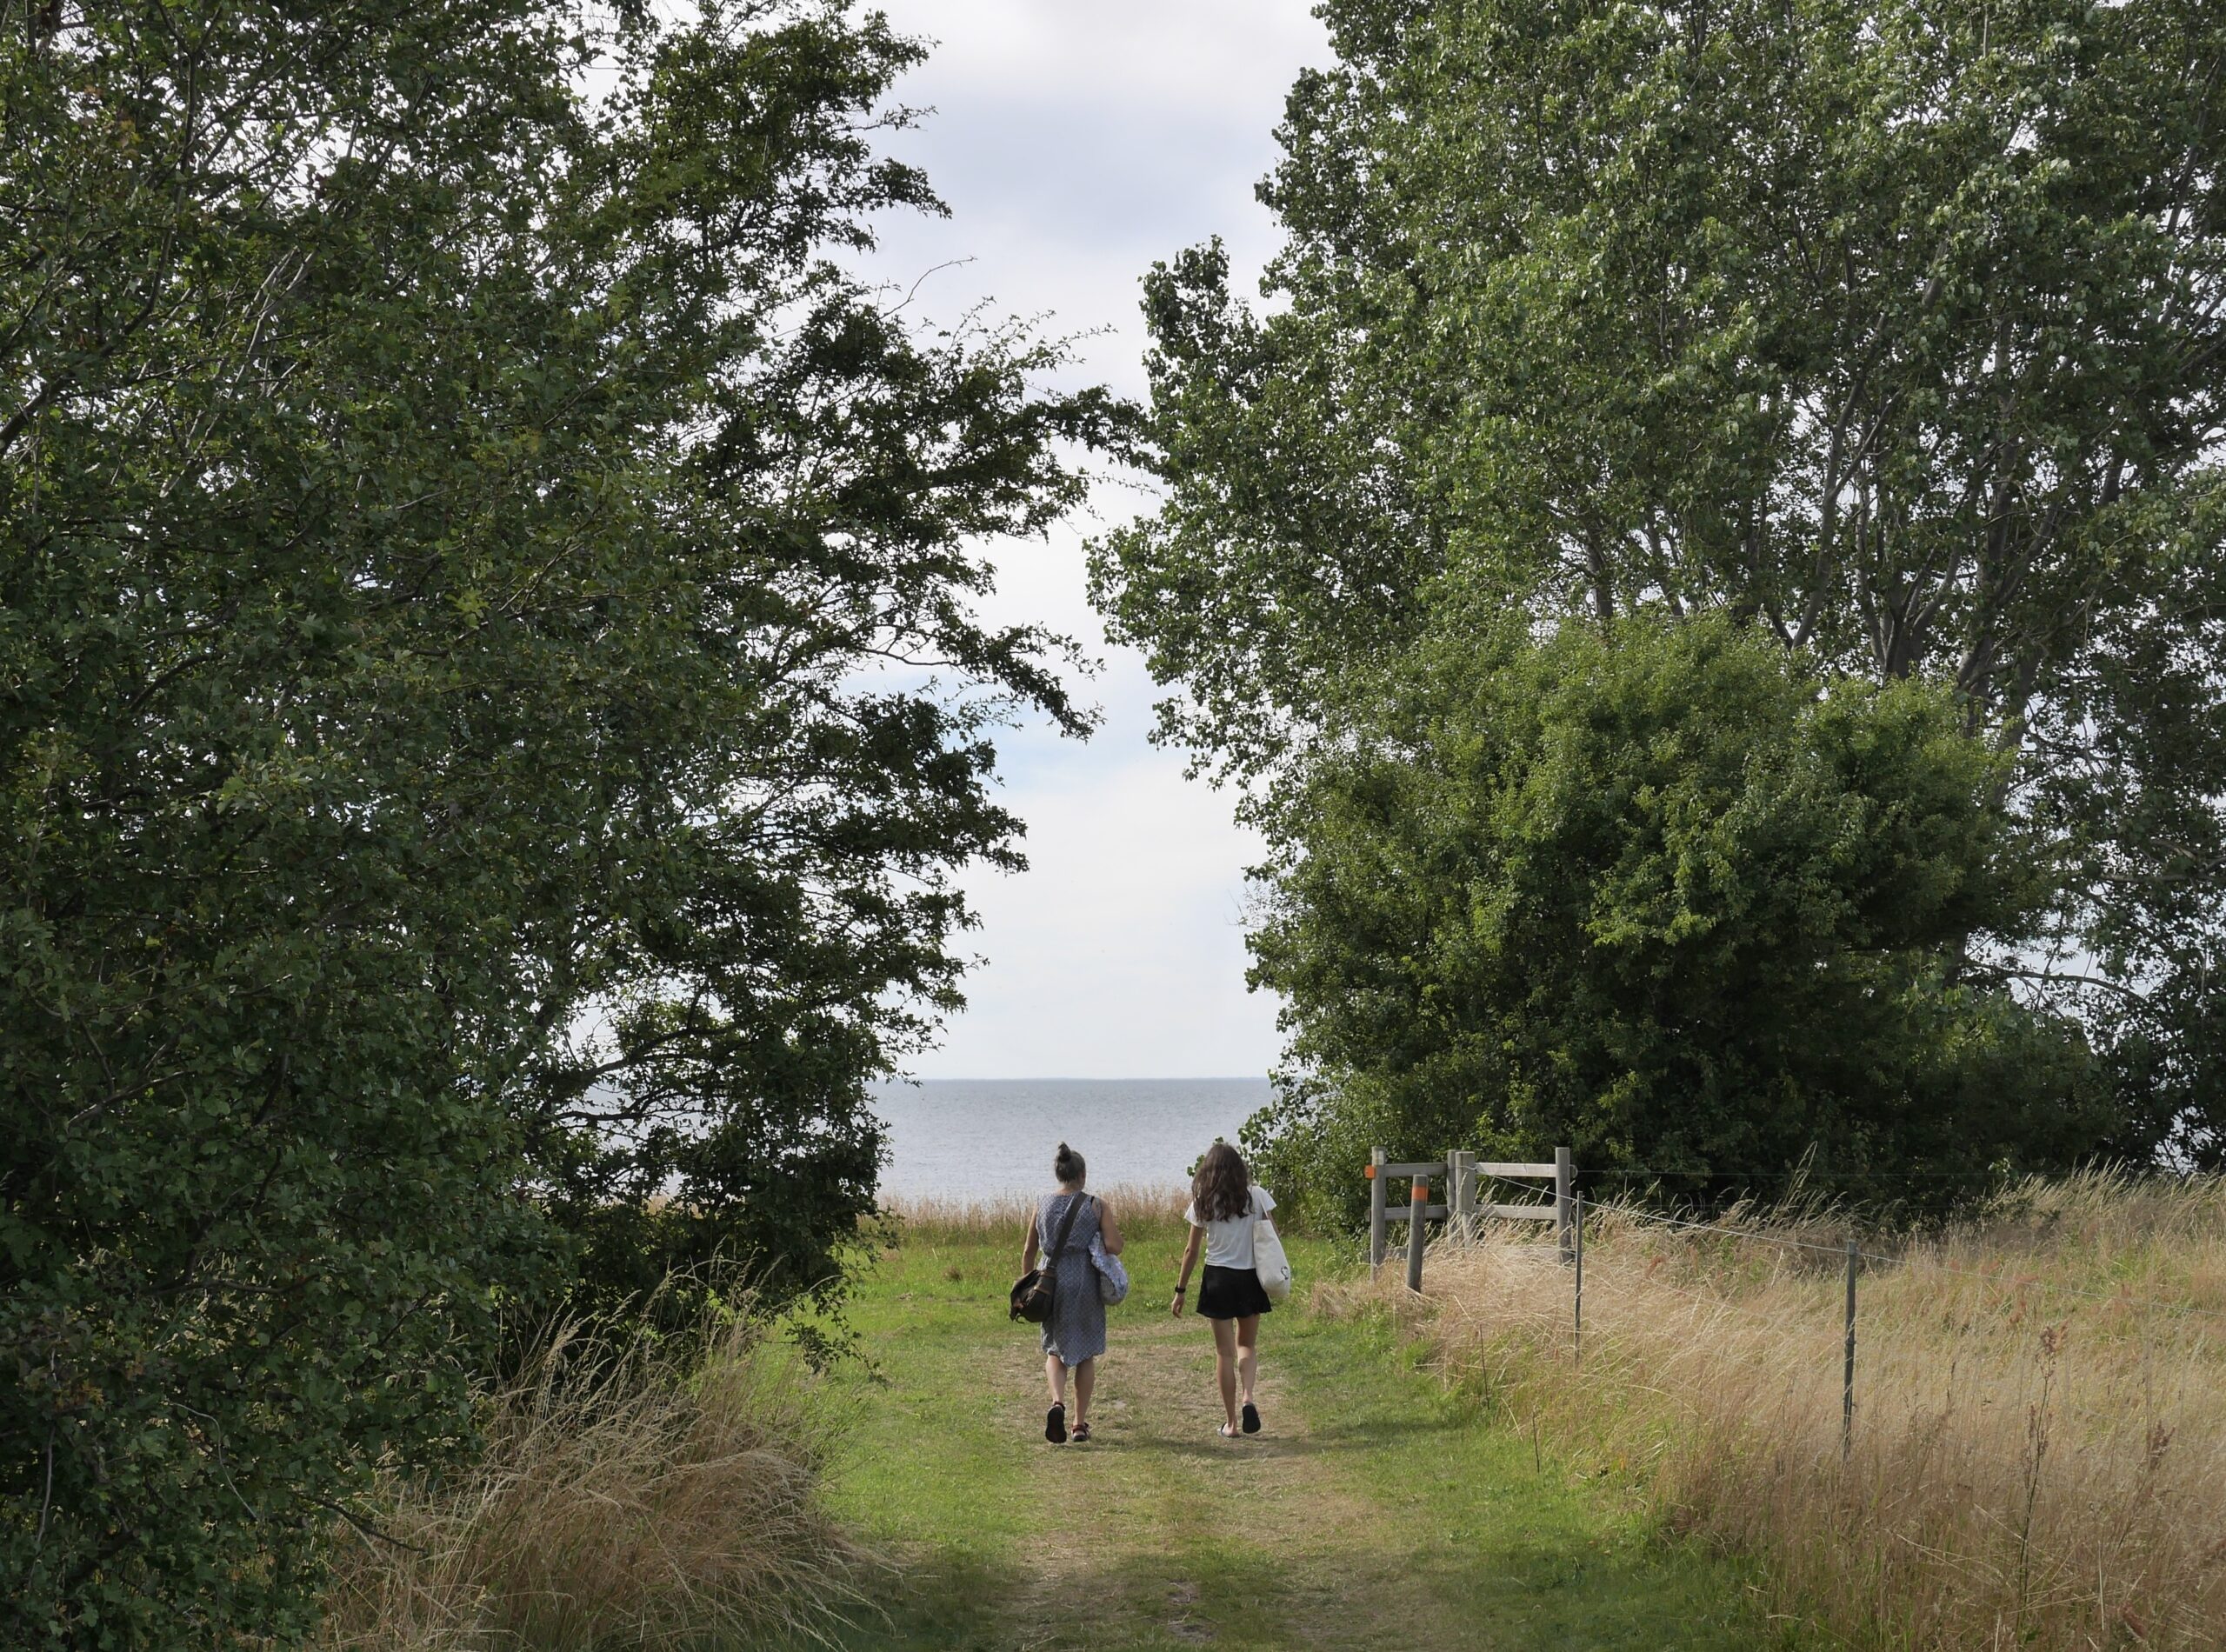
[883,1181,1192,1242]
[317,1313,861,1650]
[1332,1170,2226,1650]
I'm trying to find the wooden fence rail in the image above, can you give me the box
[1367,1145,1575,1287]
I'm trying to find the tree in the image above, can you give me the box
[1245,616,2114,1226]
[1,1,1111,1641]
[1093,0,2226,1166]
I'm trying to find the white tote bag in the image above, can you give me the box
[1252,1211,1293,1304]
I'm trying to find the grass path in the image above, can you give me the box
[805,1222,1809,1651]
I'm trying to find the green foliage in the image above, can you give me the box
[1095,0,2226,1169]
[1245,618,2111,1228]
[1,0,1112,1642]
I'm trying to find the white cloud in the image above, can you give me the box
[926,716,1280,1079]
[856,0,1327,401]
[846,1,1328,1077]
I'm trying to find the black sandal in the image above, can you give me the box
[1072,1420,1091,1442]
[1242,1402,1261,1435]
[1045,1402,1067,1444]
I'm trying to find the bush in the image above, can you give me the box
[1247,614,2115,1228]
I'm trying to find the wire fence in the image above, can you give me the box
[1366,1152,2226,1648]
[1368,1151,2219,1459]
[1472,1167,2204,1317]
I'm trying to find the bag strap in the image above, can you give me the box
[1045,1193,1089,1266]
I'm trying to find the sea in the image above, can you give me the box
[868,1077,1273,1199]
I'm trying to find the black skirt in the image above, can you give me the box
[1196,1262,1273,1321]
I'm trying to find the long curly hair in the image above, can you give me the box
[1190,1141,1251,1224]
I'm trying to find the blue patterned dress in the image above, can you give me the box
[1036,1190,1107,1367]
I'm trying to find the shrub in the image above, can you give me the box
[1246,615,2113,1229]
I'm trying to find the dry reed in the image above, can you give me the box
[1329,1169,2226,1650]
[882,1181,1191,1240]
[318,1312,861,1650]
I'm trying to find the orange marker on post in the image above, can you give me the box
[1368,1147,1388,1271]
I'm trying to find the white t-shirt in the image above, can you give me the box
[1185,1185,1276,1269]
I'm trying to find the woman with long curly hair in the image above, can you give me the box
[1170,1140,1276,1437]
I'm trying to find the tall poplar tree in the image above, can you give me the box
[1093,0,2226,1173]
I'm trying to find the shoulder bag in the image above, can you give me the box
[1253,1195,1293,1304]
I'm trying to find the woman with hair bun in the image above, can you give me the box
[1170,1141,1276,1437]
[1021,1142,1123,1442]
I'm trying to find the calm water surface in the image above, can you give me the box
[869,1077,1271,1198]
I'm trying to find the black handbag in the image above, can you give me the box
[1009,1193,1090,1324]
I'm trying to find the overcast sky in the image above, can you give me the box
[846,3,1331,1078]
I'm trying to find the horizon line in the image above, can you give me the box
[876,1074,1272,1084]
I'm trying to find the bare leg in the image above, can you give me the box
[1073,1357,1096,1426]
[1044,1354,1067,1408]
[1210,1316,1239,1429]
[1236,1315,1261,1407]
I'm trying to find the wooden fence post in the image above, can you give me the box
[1369,1147,1388,1274]
[1555,1146,1575,1264]
[1842,1236,1858,1460]
[1405,1176,1429,1293]
[1448,1149,1478,1244]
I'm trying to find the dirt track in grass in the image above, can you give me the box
[797,1223,1811,1652]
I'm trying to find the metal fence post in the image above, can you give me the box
[1555,1146,1575,1264]
[1369,1147,1387,1274]
[1842,1236,1858,1460]
[1573,1191,1584,1366]
[1405,1176,1429,1293]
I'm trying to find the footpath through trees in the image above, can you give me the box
[809,1224,1808,1651]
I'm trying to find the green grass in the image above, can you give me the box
[792,1210,1816,1651]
